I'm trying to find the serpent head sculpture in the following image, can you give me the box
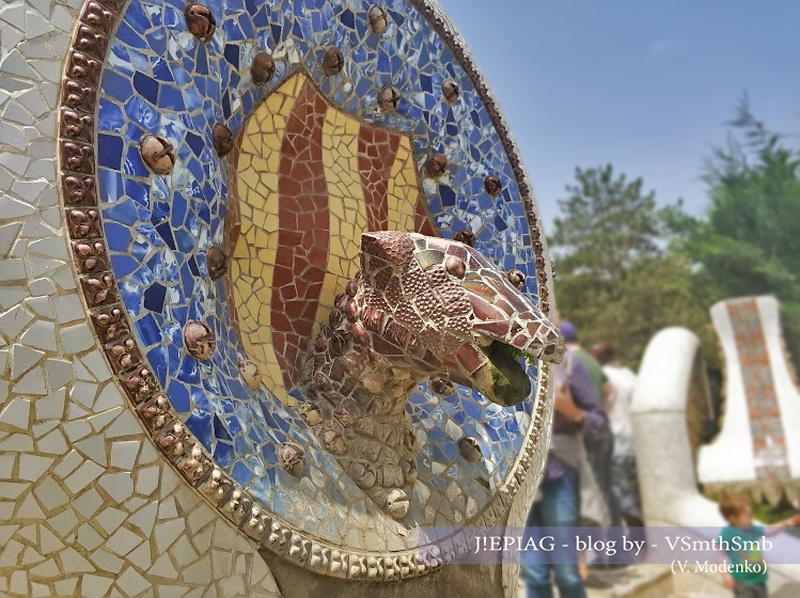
[299,231,564,519]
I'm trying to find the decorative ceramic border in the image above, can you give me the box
[58,0,555,582]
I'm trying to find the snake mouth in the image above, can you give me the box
[477,340,532,407]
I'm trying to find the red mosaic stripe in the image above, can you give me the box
[273,81,330,388]
[357,126,400,231]
[414,195,436,236]
[727,299,790,480]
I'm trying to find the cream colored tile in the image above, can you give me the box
[95,506,127,536]
[64,460,104,493]
[110,441,140,471]
[80,573,114,598]
[154,519,185,553]
[0,397,30,430]
[106,527,143,557]
[32,476,68,511]
[99,472,134,503]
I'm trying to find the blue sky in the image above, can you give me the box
[437,0,800,231]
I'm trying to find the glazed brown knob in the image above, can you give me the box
[298,402,323,426]
[484,175,502,197]
[377,85,400,112]
[506,269,526,290]
[349,460,377,490]
[453,229,476,247]
[207,245,228,280]
[431,377,455,396]
[184,321,215,360]
[385,488,409,520]
[278,442,305,478]
[458,436,482,463]
[367,5,388,34]
[322,47,344,76]
[442,80,459,104]
[212,123,234,157]
[250,51,275,85]
[140,135,175,175]
[425,154,448,178]
[445,256,466,279]
[238,360,261,390]
[184,4,216,41]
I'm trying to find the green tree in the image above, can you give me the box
[550,165,708,367]
[680,101,800,371]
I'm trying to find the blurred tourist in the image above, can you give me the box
[522,335,611,598]
[718,494,800,597]
[591,341,643,531]
[560,322,621,531]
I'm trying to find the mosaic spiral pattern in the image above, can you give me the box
[59,0,557,580]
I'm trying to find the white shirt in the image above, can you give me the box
[603,364,637,457]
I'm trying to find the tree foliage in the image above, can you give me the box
[679,100,800,371]
[550,165,709,367]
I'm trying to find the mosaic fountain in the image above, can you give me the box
[0,0,562,596]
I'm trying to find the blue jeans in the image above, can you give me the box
[521,468,587,598]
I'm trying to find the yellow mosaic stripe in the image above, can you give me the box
[232,72,305,405]
[386,135,419,232]
[315,105,368,338]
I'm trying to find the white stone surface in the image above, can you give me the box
[631,328,722,526]
[0,0,281,595]
[699,296,800,483]
[632,326,800,595]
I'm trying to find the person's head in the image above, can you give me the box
[591,341,616,366]
[559,320,578,344]
[718,494,753,526]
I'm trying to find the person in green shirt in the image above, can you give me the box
[718,493,800,597]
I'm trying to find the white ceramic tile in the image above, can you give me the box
[58,322,95,354]
[10,343,44,378]
[88,547,124,574]
[106,527,144,557]
[81,573,115,597]
[35,388,66,421]
[155,519,185,553]
[47,507,79,536]
[76,435,108,467]
[29,557,59,577]
[32,476,68,512]
[126,542,153,571]
[15,492,45,518]
[116,566,150,596]
[19,322,55,355]
[96,506,127,536]
[62,418,92,442]
[135,465,161,497]
[54,577,79,596]
[73,488,103,519]
[0,304,34,340]
[0,397,30,430]
[111,441,140,471]
[38,524,64,554]
[15,366,47,394]
[149,553,178,579]
[99,472,134,503]
[54,449,82,478]
[76,522,104,551]
[17,454,52,482]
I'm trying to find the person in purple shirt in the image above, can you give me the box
[521,326,612,598]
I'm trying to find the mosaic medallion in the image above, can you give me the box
[59,0,558,581]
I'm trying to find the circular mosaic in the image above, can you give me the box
[59,0,557,581]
